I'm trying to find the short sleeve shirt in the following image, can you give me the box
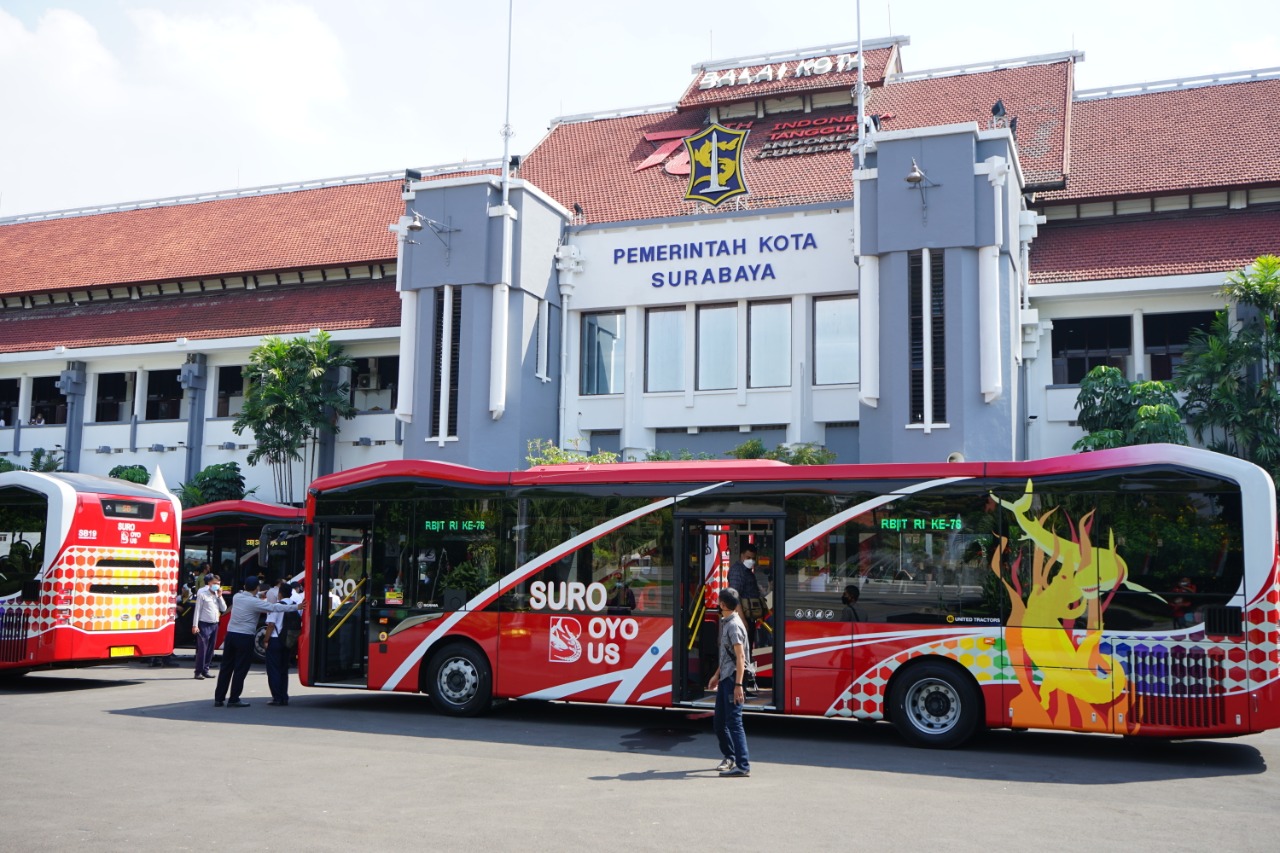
[719,613,747,681]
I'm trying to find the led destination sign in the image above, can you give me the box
[879,517,963,531]
[424,519,487,532]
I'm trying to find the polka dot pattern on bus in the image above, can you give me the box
[17,546,180,636]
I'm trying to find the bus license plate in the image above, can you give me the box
[109,647,135,657]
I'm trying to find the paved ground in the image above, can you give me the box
[2,653,1279,852]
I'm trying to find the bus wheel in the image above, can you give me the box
[253,625,269,662]
[426,644,492,717]
[888,662,981,749]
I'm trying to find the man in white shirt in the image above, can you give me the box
[212,576,302,708]
[265,580,303,705]
[191,573,226,679]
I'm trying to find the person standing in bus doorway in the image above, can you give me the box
[708,587,751,778]
[213,575,302,708]
[264,580,297,705]
[192,572,226,680]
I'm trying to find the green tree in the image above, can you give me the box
[27,448,62,472]
[109,464,150,484]
[1177,255,1280,479]
[176,462,253,509]
[233,332,356,503]
[725,438,837,464]
[525,438,619,466]
[1072,366,1187,451]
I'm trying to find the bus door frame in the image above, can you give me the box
[311,516,374,687]
[673,511,784,711]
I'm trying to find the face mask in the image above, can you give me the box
[743,559,755,569]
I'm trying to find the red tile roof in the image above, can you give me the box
[677,46,898,110]
[1029,208,1280,284]
[0,182,403,297]
[1044,79,1280,202]
[0,280,400,353]
[522,59,1075,223]
[868,61,1073,187]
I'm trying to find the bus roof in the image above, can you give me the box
[183,499,304,530]
[0,470,175,500]
[304,444,1272,495]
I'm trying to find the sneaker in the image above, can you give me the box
[719,767,750,778]
[716,758,735,772]
[194,674,206,680]
[226,700,251,708]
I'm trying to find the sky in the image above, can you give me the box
[1,0,1278,217]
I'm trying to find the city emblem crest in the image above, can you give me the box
[683,123,749,206]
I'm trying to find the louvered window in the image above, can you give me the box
[430,286,461,438]
[908,249,946,426]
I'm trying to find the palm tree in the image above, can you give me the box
[233,332,355,503]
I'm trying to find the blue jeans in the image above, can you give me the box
[195,621,218,676]
[714,678,750,772]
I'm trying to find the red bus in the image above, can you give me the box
[178,499,305,658]
[0,471,182,673]
[291,444,1280,747]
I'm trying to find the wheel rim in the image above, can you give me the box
[904,677,961,734]
[437,656,479,705]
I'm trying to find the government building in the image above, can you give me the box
[2,37,1277,496]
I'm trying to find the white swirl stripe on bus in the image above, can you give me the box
[520,628,673,703]
[784,476,971,558]
[381,482,730,691]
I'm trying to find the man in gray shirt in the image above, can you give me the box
[707,587,751,777]
[213,575,302,708]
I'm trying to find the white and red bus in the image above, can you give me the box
[178,499,305,658]
[0,471,182,673]
[291,444,1280,747]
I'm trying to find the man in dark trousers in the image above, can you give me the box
[213,575,302,708]
[707,587,751,777]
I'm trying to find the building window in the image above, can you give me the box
[95,372,135,423]
[697,304,736,391]
[645,308,684,392]
[1051,316,1131,384]
[814,295,858,385]
[581,311,625,395]
[215,366,244,418]
[352,356,399,412]
[749,301,791,388]
[1145,311,1214,381]
[0,378,16,427]
[431,286,462,438]
[145,369,182,421]
[535,299,551,382]
[908,249,946,425]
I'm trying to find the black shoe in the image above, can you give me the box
[213,700,224,707]
[226,700,250,708]
[267,700,283,706]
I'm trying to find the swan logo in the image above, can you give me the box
[549,616,582,663]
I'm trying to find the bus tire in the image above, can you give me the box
[888,661,981,749]
[253,624,269,662]
[426,644,492,717]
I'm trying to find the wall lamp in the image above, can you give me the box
[905,158,941,222]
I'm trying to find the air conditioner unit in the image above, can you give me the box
[356,374,377,390]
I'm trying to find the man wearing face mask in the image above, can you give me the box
[727,545,765,663]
